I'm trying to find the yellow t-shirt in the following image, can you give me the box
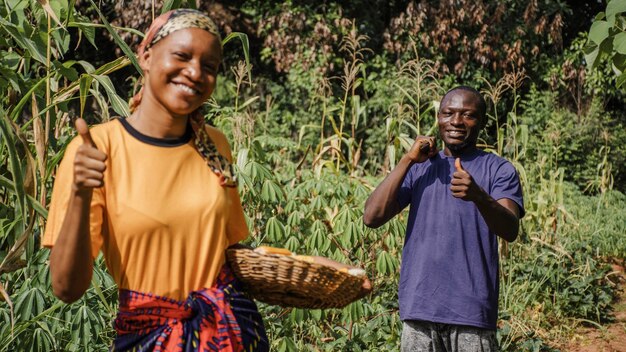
[42,118,248,300]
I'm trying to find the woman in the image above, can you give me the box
[43,9,269,351]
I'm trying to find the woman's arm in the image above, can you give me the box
[49,119,107,303]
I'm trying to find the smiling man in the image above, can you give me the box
[364,86,524,351]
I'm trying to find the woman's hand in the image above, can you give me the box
[73,118,107,193]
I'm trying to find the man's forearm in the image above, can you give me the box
[474,193,520,242]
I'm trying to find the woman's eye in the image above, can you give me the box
[203,64,218,74]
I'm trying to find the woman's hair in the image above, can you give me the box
[130,9,237,187]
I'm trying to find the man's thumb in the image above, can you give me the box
[455,158,465,172]
[75,118,95,148]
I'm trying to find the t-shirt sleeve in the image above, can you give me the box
[41,137,105,258]
[490,161,525,218]
[397,165,415,209]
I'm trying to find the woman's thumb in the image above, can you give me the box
[75,118,95,148]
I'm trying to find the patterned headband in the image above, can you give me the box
[138,9,221,56]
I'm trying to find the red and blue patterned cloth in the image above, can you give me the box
[112,265,268,351]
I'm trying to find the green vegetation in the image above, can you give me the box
[1,1,625,351]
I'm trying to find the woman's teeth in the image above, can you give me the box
[175,83,197,95]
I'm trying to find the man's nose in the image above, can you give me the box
[450,113,463,125]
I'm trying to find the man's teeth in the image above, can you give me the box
[175,84,197,94]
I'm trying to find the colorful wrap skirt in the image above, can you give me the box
[112,265,269,352]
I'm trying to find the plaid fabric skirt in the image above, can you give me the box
[111,265,268,352]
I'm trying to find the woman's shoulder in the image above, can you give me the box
[85,119,123,148]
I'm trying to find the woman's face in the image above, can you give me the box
[140,28,222,118]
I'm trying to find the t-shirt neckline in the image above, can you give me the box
[117,117,193,147]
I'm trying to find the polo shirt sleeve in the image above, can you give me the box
[490,161,525,218]
[42,137,105,259]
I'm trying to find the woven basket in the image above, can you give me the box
[226,248,365,309]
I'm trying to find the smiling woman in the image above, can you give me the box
[42,8,268,352]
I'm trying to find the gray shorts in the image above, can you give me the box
[401,320,498,352]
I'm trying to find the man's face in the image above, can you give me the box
[437,90,484,155]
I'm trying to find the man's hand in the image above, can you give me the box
[73,118,107,193]
[450,158,484,202]
[406,136,438,163]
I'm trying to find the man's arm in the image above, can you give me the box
[364,137,437,228]
[450,158,521,242]
[474,196,520,242]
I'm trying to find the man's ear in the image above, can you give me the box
[139,49,151,73]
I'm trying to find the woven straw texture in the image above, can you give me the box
[226,248,365,309]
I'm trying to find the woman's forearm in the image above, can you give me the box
[49,190,94,303]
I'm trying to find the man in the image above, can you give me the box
[364,86,524,351]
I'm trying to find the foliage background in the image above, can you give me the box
[1,0,625,351]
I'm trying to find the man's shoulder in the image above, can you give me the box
[476,150,516,167]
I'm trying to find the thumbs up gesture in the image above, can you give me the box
[450,158,481,201]
[72,118,107,192]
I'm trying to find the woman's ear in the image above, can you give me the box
[139,49,151,73]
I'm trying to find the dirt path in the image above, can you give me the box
[560,260,626,352]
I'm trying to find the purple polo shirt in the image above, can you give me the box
[396,149,524,329]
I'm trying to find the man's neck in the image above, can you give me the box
[444,144,478,157]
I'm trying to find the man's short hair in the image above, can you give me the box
[441,86,487,122]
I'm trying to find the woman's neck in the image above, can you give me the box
[127,96,188,139]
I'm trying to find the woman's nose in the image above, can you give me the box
[184,61,202,81]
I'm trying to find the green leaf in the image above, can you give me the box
[14,287,46,320]
[88,0,142,75]
[606,0,626,25]
[222,32,251,81]
[162,0,182,13]
[91,74,131,117]
[614,32,626,54]
[284,236,300,253]
[0,17,47,64]
[0,110,26,217]
[616,72,626,87]
[260,179,283,204]
[613,53,626,71]
[78,74,93,119]
[589,20,611,45]
[265,216,285,242]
